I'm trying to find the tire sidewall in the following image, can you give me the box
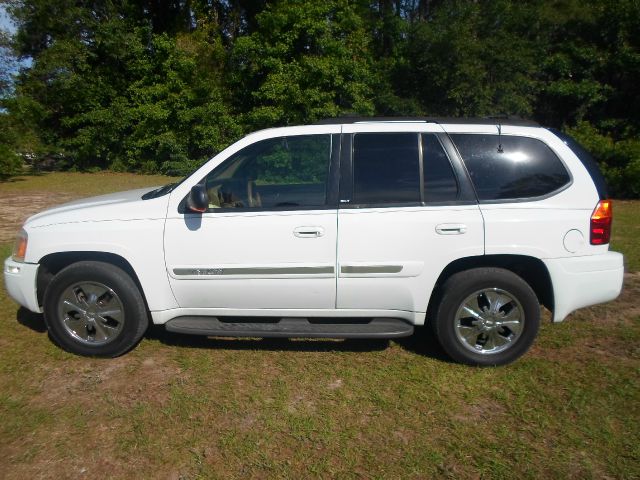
[43,262,148,357]
[435,268,540,366]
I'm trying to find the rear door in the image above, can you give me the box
[336,123,484,317]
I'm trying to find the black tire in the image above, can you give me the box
[433,268,540,366]
[43,261,149,357]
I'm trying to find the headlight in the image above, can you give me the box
[12,229,28,262]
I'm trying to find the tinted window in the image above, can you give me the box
[353,133,420,204]
[422,134,458,202]
[203,135,331,209]
[451,134,570,201]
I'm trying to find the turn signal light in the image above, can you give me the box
[590,200,612,245]
[12,229,28,262]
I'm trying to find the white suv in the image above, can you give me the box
[4,118,624,365]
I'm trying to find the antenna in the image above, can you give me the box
[497,123,504,153]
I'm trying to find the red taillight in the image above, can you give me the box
[590,200,612,245]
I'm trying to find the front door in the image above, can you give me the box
[164,130,340,310]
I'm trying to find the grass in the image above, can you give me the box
[611,200,640,272]
[0,172,638,479]
[0,170,178,197]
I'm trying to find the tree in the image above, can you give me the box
[0,0,638,196]
[7,0,240,174]
[230,0,376,128]
[400,0,540,117]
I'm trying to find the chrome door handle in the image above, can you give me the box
[294,226,324,238]
[435,224,467,235]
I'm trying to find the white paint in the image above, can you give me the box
[563,229,586,254]
[544,252,624,322]
[2,121,625,332]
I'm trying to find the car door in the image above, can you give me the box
[164,127,340,310]
[336,123,484,316]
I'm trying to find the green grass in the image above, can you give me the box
[0,173,638,479]
[0,171,178,197]
[611,200,640,272]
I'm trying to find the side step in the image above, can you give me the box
[164,316,414,339]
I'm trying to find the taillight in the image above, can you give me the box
[590,200,612,245]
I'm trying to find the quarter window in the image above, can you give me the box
[353,133,420,204]
[202,135,331,209]
[451,134,570,201]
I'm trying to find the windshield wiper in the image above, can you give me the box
[141,183,177,200]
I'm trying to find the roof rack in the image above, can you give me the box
[312,116,540,127]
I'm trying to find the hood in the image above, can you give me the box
[25,186,169,228]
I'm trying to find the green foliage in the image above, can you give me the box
[0,143,22,179]
[0,111,24,178]
[0,0,638,196]
[5,2,241,175]
[568,122,640,198]
[230,0,376,128]
[402,0,540,117]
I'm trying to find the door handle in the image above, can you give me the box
[435,223,467,235]
[294,226,325,238]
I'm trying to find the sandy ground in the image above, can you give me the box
[0,192,78,243]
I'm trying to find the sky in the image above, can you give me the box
[1,4,32,78]
[0,4,15,34]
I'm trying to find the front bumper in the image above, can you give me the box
[544,251,624,322]
[3,257,41,313]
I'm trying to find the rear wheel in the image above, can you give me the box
[43,261,149,357]
[433,268,540,366]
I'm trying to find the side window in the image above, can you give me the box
[451,134,571,201]
[422,134,458,202]
[353,133,420,204]
[203,135,331,209]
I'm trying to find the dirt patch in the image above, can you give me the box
[0,192,78,243]
[29,354,181,412]
[2,352,183,480]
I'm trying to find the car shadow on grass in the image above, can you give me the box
[146,324,452,361]
[145,325,391,353]
[394,326,453,363]
[16,307,47,333]
[14,307,452,361]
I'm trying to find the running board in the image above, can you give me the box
[164,316,414,339]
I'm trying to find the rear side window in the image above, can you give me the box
[451,134,570,201]
[353,133,420,204]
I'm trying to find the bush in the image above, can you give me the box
[566,122,640,198]
[0,144,22,179]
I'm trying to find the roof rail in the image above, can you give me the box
[313,116,540,127]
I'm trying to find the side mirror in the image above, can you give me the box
[186,184,208,213]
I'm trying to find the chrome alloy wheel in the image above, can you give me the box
[454,288,525,355]
[57,281,125,345]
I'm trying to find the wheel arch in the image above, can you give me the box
[427,255,554,322]
[37,251,148,309]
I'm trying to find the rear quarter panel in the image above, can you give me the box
[441,125,605,260]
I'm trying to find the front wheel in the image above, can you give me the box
[433,268,540,366]
[43,261,149,357]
